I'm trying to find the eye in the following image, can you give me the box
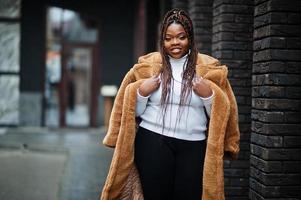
[165,37,171,42]
[179,35,187,40]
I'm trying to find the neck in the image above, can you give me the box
[168,53,188,62]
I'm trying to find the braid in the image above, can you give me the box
[159,8,198,132]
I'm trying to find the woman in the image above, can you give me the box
[101,8,240,200]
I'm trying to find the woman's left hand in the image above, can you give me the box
[192,76,213,98]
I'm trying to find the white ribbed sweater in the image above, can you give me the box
[135,54,214,141]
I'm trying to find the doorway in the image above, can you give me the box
[44,7,99,128]
[61,43,99,127]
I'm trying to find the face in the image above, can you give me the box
[164,23,189,59]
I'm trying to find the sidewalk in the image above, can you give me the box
[0,127,113,200]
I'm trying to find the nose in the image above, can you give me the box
[172,38,179,45]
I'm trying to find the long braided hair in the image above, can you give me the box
[159,8,198,131]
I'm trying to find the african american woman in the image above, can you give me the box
[101,8,240,200]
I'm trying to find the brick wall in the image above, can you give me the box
[212,0,254,199]
[188,0,213,55]
[250,0,301,199]
[172,0,188,11]
[170,0,301,199]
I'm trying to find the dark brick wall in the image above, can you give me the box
[170,0,301,199]
[172,0,188,11]
[250,0,301,199]
[212,0,254,199]
[188,0,213,55]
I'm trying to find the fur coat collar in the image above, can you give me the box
[101,52,240,200]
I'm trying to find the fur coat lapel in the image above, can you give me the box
[101,52,240,200]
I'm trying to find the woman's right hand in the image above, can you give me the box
[138,75,161,97]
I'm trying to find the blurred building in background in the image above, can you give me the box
[0,0,171,128]
[0,0,300,199]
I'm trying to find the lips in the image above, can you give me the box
[170,48,181,53]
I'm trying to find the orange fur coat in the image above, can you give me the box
[101,52,240,200]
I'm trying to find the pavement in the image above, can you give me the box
[0,127,113,200]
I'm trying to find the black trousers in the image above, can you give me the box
[134,127,206,200]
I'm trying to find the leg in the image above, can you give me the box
[173,139,206,200]
[134,127,176,200]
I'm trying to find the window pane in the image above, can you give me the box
[0,23,20,72]
[0,75,19,125]
[0,0,21,18]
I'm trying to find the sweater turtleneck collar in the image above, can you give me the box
[168,53,188,64]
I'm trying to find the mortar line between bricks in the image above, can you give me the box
[254,10,301,18]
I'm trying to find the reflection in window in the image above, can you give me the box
[0,23,20,72]
[0,0,20,18]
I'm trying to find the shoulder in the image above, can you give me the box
[196,53,228,73]
[196,53,229,87]
[137,52,162,64]
[131,52,162,79]
[197,53,221,67]
[133,52,161,71]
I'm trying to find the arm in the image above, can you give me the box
[103,69,135,148]
[192,76,215,117]
[200,91,214,117]
[135,89,150,117]
[135,75,160,116]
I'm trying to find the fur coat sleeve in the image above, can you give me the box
[102,69,135,148]
[101,52,240,200]
[223,79,240,160]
